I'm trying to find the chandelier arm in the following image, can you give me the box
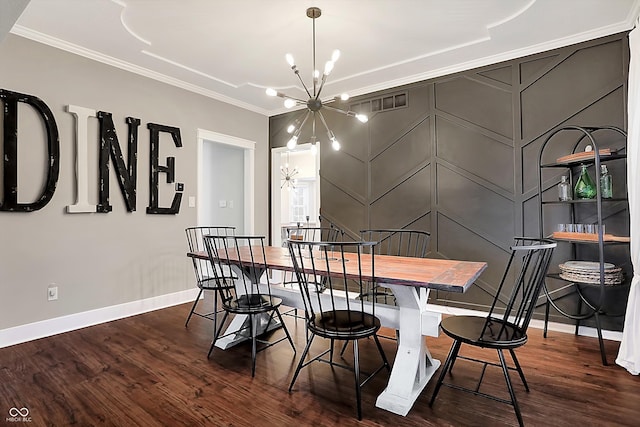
[297,110,312,132]
[322,104,352,116]
[317,110,332,135]
[312,112,316,135]
[293,71,314,99]
[315,74,328,100]
[276,92,307,103]
[289,109,310,130]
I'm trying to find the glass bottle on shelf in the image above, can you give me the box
[600,164,612,198]
[574,164,596,199]
[558,175,571,201]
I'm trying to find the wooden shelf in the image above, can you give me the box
[551,231,630,243]
[541,153,626,168]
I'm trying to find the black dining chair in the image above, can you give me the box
[429,237,556,427]
[280,226,345,322]
[287,240,391,420]
[203,235,296,377]
[339,228,430,355]
[184,226,236,334]
[359,229,430,305]
[285,225,344,243]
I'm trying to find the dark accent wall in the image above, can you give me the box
[269,33,630,329]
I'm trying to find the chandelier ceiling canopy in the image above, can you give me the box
[266,7,368,153]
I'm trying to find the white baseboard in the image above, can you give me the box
[426,304,623,342]
[0,288,200,349]
[0,293,621,349]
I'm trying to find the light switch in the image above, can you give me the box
[219,200,227,208]
[188,196,196,207]
[228,200,234,208]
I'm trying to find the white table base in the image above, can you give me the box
[375,285,441,416]
[214,271,443,416]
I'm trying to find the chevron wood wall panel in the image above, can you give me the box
[370,118,431,200]
[270,33,629,326]
[435,75,513,139]
[370,165,431,229]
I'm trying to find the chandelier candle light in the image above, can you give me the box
[266,7,368,153]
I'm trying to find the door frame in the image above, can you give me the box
[270,143,320,247]
[197,129,255,233]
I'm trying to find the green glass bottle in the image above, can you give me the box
[574,164,596,199]
[600,165,613,199]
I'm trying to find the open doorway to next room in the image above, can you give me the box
[271,144,320,247]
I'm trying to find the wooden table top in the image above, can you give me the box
[189,245,486,293]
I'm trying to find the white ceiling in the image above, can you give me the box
[10,0,640,116]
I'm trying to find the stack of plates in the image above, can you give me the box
[559,261,623,285]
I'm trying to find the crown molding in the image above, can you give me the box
[10,25,270,116]
[341,20,638,105]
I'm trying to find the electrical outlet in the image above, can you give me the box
[48,286,58,301]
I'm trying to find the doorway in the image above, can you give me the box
[197,129,255,233]
[270,143,320,247]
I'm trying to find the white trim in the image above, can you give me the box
[9,25,269,116]
[425,304,623,342]
[13,12,637,119]
[196,129,256,234]
[0,288,199,348]
[0,293,621,348]
[303,22,639,116]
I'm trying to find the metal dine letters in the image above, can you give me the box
[0,89,183,214]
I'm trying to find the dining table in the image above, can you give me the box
[188,244,486,416]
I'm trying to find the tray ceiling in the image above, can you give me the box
[9,0,640,115]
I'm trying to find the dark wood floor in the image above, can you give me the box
[0,301,637,426]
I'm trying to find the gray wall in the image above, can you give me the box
[202,141,245,232]
[270,33,630,330]
[0,34,269,330]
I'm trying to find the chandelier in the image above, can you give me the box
[266,7,368,153]
[280,153,298,191]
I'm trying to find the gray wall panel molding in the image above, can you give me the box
[269,32,630,329]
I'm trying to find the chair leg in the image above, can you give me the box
[208,310,229,359]
[543,300,550,338]
[498,349,524,427]
[250,314,257,377]
[508,349,529,391]
[339,340,349,356]
[353,339,362,421]
[372,334,391,372]
[429,340,461,407]
[447,339,462,375]
[275,309,296,353]
[185,288,204,327]
[212,292,219,338]
[289,334,316,392]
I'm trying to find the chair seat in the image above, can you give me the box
[225,294,283,314]
[309,310,380,340]
[440,315,527,349]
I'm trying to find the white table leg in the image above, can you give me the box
[376,286,441,416]
[214,265,282,350]
[214,312,282,349]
